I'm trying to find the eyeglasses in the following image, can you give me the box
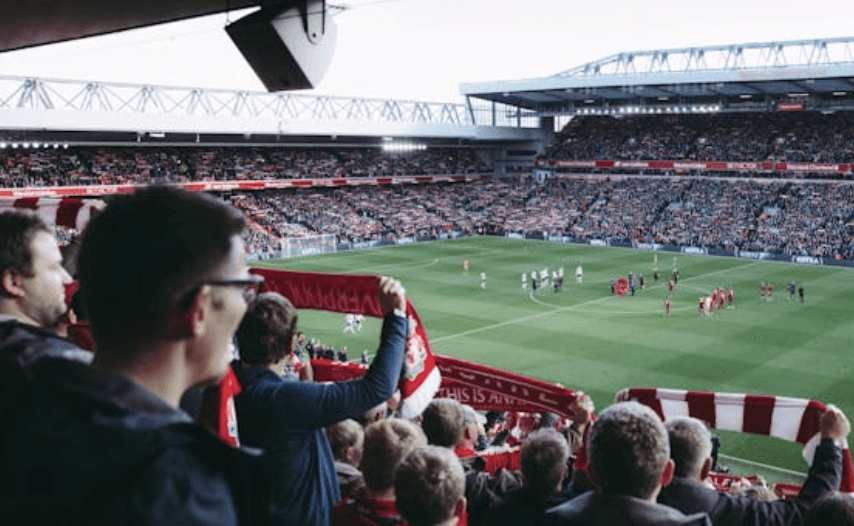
[202,274,265,303]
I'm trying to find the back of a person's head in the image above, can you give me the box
[395,445,465,526]
[521,428,570,492]
[0,210,50,283]
[236,292,298,366]
[588,401,669,500]
[421,398,465,448]
[325,419,364,464]
[78,187,245,350]
[804,492,854,526]
[362,418,427,491]
[665,417,712,479]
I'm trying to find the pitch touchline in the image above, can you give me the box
[431,261,760,343]
[717,453,806,478]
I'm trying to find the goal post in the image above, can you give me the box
[281,234,337,258]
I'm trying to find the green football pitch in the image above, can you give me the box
[253,236,854,482]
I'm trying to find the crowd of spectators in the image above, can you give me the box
[0,146,490,187]
[542,111,854,165]
[224,175,854,260]
[4,187,854,526]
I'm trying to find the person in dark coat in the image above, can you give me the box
[2,188,269,525]
[233,282,408,526]
[483,428,572,526]
[546,402,710,526]
[658,410,849,526]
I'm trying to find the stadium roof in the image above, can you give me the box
[0,0,265,52]
[460,37,854,116]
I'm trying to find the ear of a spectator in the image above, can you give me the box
[464,424,478,441]
[699,456,713,482]
[1,269,24,298]
[344,444,359,465]
[661,458,675,487]
[172,286,211,338]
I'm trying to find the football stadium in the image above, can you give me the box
[3,2,854,524]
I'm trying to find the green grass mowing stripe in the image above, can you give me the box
[256,237,854,476]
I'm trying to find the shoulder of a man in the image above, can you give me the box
[83,423,266,526]
[547,491,711,526]
[658,477,722,516]
[0,319,91,371]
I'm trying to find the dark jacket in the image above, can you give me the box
[0,318,92,373]
[480,485,570,526]
[234,313,407,526]
[546,490,711,526]
[657,439,842,526]
[1,323,266,526]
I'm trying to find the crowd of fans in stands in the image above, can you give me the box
[225,175,854,261]
[0,146,490,187]
[4,186,854,526]
[542,111,854,166]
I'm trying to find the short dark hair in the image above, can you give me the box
[521,429,570,491]
[588,401,670,500]
[420,398,464,448]
[77,187,245,349]
[395,446,464,526]
[236,292,298,366]
[0,210,51,280]
[362,418,426,491]
[666,417,712,478]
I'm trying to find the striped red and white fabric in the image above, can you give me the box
[617,387,854,492]
[0,197,97,231]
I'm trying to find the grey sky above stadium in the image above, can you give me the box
[0,0,851,103]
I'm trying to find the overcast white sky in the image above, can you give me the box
[0,0,851,103]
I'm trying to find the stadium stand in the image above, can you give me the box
[541,112,854,177]
[0,146,490,187]
[220,174,854,260]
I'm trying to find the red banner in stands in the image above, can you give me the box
[312,354,578,418]
[0,174,489,199]
[543,159,850,174]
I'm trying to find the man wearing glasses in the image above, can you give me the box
[3,187,267,525]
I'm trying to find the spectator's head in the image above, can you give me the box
[458,404,482,448]
[236,292,298,367]
[0,210,72,327]
[77,187,253,388]
[587,401,673,501]
[421,398,465,448]
[325,419,364,467]
[395,445,466,526]
[521,428,570,492]
[362,418,427,494]
[804,492,854,526]
[665,416,713,480]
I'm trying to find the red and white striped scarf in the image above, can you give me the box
[0,197,97,231]
[617,387,854,491]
